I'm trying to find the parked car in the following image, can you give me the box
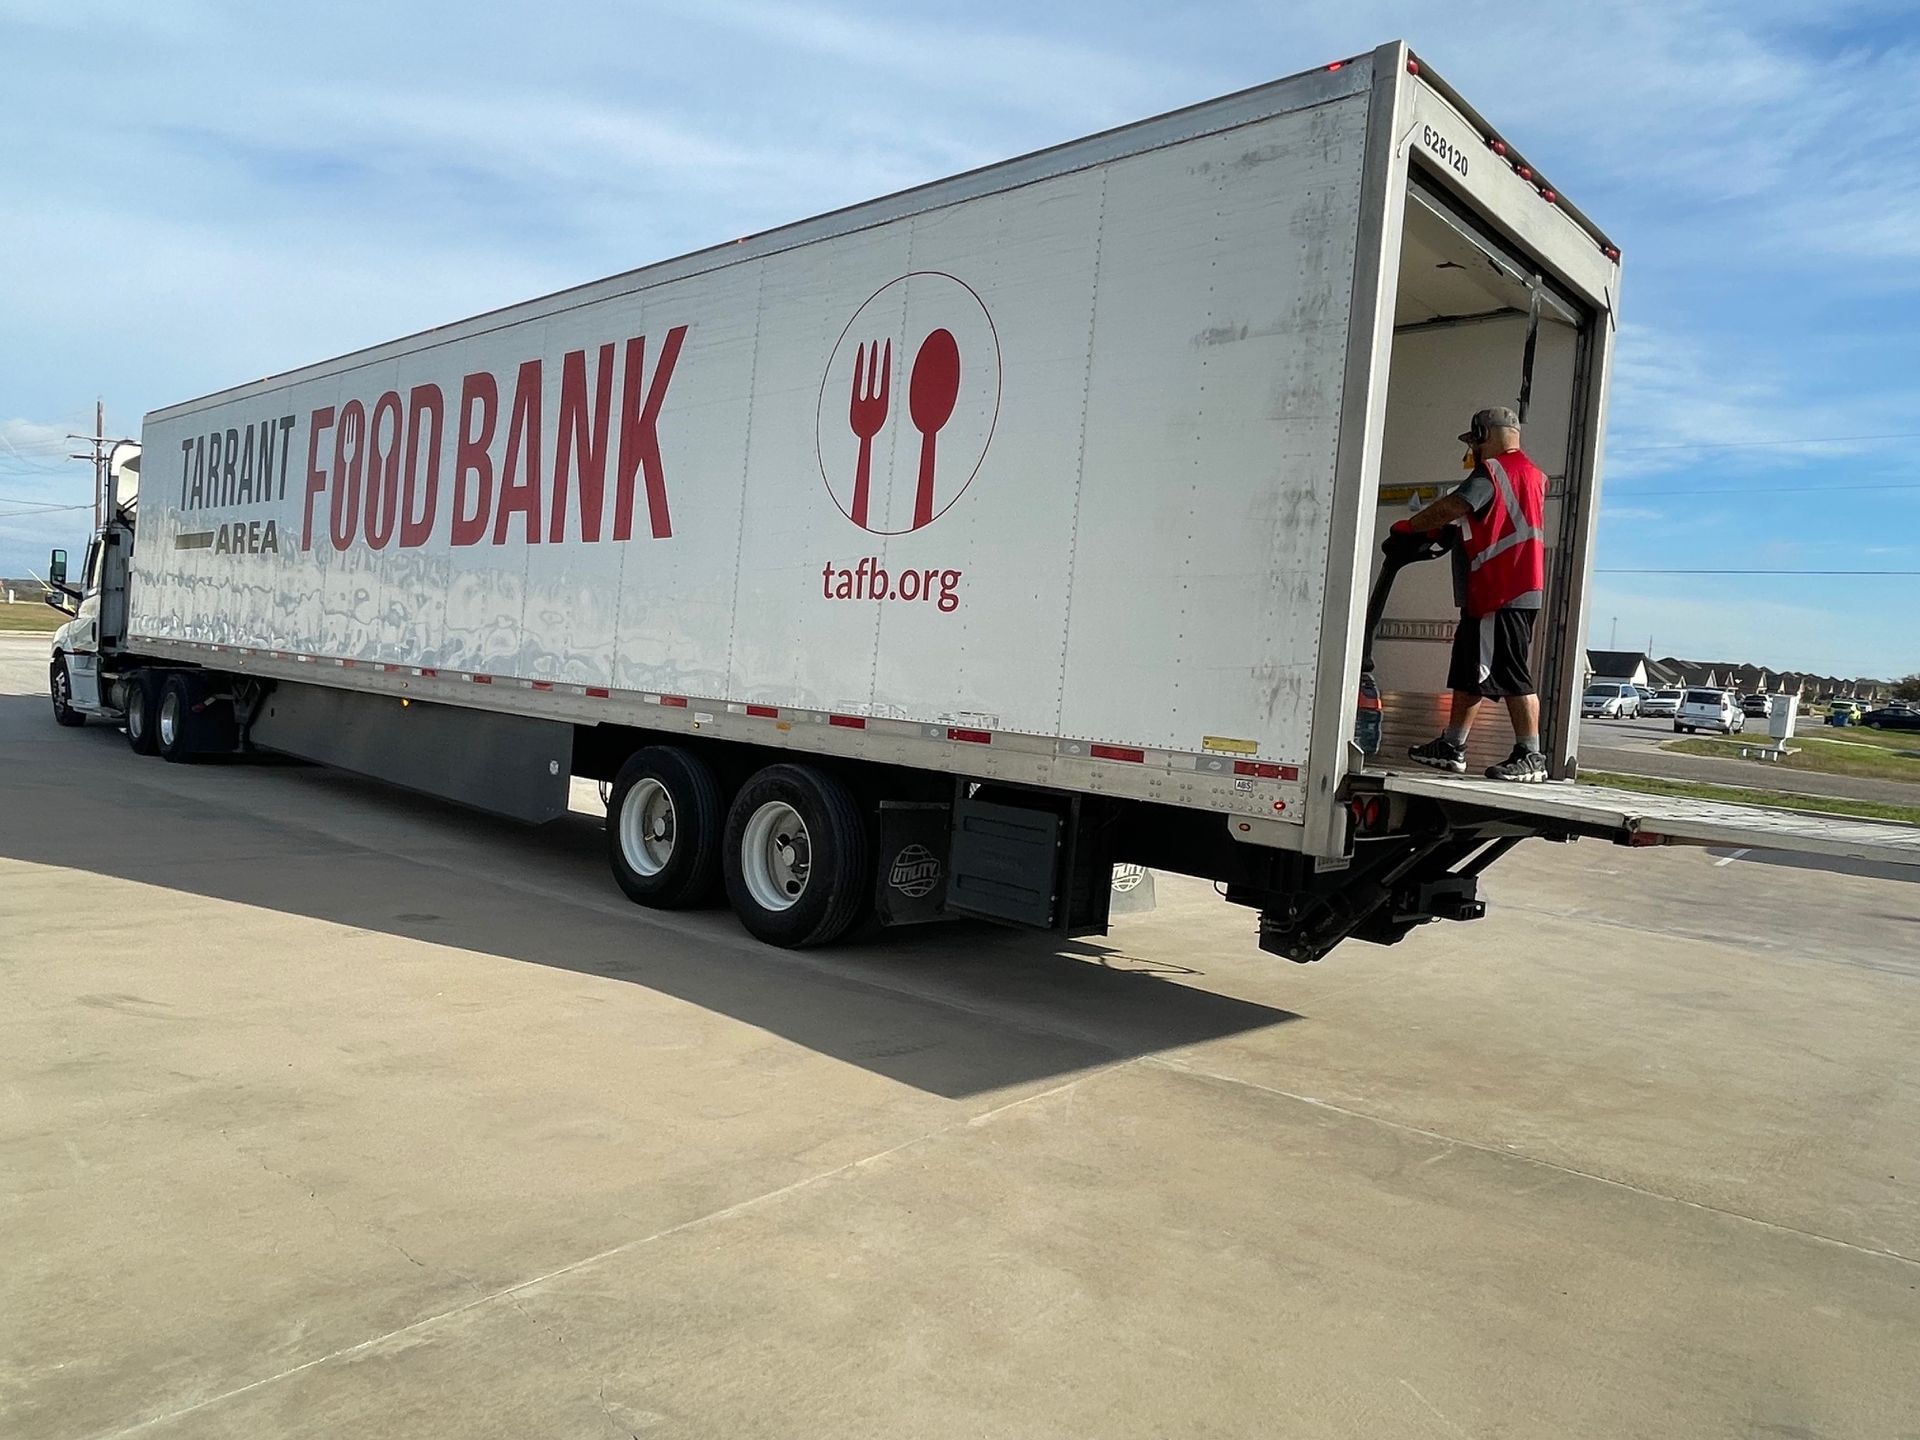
[1741,693,1773,718]
[1582,682,1642,720]
[1676,689,1745,734]
[1861,705,1920,731]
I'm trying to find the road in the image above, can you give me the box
[1581,711,1920,806]
[4,633,1919,1440]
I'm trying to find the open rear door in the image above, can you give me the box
[1380,772,1920,868]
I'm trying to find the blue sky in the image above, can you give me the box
[2,0,1915,679]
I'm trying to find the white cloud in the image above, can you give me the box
[1587,581,1908,677]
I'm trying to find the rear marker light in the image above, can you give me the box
[948,727,991,744]
[1326,61,1344,71]
[1406,58,1420,75]
[1090,744,1145,763]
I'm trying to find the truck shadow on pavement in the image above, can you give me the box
[0,697,1298,1099]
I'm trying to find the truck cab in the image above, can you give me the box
[47,443,140,726]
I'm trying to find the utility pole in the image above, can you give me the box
[68,402,135,529]
[1609,616,1618,649]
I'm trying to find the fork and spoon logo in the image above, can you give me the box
[816,271,1001,535]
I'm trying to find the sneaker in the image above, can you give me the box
[1408,736,1467,774]
[1486,746,1548,783]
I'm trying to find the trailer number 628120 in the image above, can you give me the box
[1421,125,1469,177]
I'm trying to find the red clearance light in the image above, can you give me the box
[1406,58,1420,75]
[1604,245,1621,261]
[1090,743,1146,763]
[1326,60,1344,71]
[1517,166,1533,181]
[829,714,866,729]
[1489,139,1507,156]
[1539,188,1557,203]
[948,727,991,744]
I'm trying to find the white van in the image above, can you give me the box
[1676,690,1745,735]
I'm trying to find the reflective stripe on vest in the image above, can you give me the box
[1464,453,1546,616]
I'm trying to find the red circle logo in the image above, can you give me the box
[816,271,1001,534]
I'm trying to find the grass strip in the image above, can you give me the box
[1663,734,1920,782]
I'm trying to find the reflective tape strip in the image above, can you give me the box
[1468,457,1545,571]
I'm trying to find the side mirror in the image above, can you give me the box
[48,549,68,586]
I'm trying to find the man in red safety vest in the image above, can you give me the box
[1398,406,1550,783]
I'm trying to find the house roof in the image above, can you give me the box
[1586,649,1649,678]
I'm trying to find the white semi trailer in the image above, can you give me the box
[44,42,1920,958]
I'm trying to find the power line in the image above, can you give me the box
[1612,431,1920,453]
[1606,480,1920,498]
[1596,568,1920,576]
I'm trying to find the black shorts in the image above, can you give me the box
[1447,607,1538,698]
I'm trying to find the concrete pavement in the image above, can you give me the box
[4,634,1919,1439]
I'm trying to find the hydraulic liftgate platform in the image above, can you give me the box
[1374,772,1920,870]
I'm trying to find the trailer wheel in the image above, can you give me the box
[50,658,85,727]
[606,746,724,908]
[156,673,206,763]
[723,764,869,948]
[126,672,160,755]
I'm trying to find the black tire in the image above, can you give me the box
[155,672,202,763]
[126,672,160,755]
[50,657,85,727]
[723,763,869,948]
[605,746,724,909]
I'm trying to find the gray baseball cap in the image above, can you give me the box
[1458,406,1520,444]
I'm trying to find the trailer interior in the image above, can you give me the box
[1368,176,1593,779]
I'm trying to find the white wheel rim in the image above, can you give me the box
[740,800,810,913]
[54,670,69,709]
[618,778,677,877]
[159,692,179,747]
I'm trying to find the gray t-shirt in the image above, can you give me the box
[1448,464,1542,610]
